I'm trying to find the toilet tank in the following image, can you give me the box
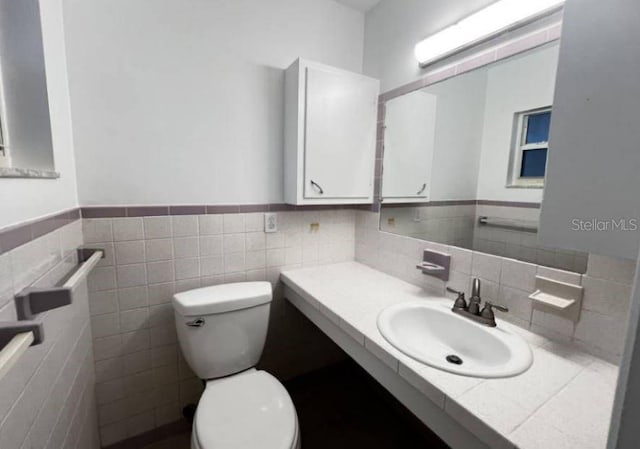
[172,282,272,380]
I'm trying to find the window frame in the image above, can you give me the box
[508,106,552,188]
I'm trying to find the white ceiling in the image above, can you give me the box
[333,0,383,13]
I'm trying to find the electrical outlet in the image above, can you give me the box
[264,213,277,233]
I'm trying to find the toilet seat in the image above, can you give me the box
[193,369,299,449]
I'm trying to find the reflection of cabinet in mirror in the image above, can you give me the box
[284,59,379,205]
[382,92,436,202]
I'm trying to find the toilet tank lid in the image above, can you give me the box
[173,282,272,316]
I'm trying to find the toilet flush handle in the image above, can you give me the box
[186,318,205,327]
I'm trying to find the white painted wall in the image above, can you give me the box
[0,0,79,229]
[334,0,382,13]
[476,44,559,202]
[65,0,364,206]
[363,0,495,92]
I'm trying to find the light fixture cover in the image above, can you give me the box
[414,0,564,67]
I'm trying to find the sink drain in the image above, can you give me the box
[446,355,463,365]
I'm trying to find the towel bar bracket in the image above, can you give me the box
[15,288,72,321]
[0,321,43,348]
[14,248,104,321]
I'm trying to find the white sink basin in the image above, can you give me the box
[377,301,533,378]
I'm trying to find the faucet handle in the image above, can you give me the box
[446,286,467,310]
[484,302,509,313]
[480,302,509,327]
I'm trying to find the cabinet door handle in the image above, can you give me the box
[417,183,427,195]
[310,180,324,194]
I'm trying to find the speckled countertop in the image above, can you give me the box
[281,262,617,449]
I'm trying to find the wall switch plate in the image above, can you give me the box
[264,213,277,233]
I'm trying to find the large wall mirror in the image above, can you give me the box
[380,41,588,274]
[0,0,56,177]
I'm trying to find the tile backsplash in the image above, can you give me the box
[84,209,355,445]
[0,218,99,449]
[2,204,634,448]
[356,210,635,363]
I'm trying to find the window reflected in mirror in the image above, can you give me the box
[513,108,551,184]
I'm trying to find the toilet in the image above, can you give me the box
[172,282,301,449]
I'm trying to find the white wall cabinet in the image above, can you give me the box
[285,59,379,205]
[382,91,436,203]
[539,0,640,259]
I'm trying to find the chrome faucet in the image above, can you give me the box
[446,278,508,327]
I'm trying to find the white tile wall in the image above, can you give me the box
[84,210,356,444]
[45,206,631,447]
[356,210,636,363]
[0,220,100,449]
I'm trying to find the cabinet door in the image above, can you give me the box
[382,91,436,201]
[303,66,378,199]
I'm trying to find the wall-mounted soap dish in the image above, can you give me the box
[528,290,575,309]
[528,276,583,321]
[416,249,450,281]
[416,261,446,272]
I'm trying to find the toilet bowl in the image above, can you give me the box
[191,369,300,449]
[173,282,301,449]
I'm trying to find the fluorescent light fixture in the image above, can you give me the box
[414,0,564,67]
